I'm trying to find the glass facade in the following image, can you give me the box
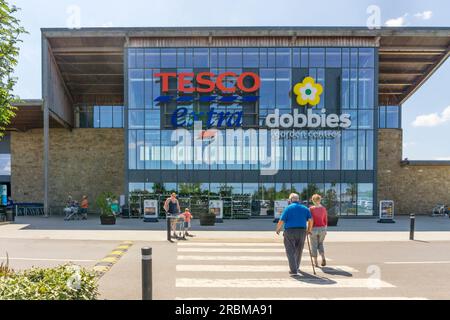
[78,105,124,128]
[0,154,11,176]
[379,105,401,129]
[127,47,377,217]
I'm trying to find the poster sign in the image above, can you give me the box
[379,200,395,223]
[274,200,289,222]
[143,200,159,222]
[260,200,270,216]
[1,185,6,206]
[209,200,224,223]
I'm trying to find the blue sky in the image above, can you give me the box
[11,0,450,160]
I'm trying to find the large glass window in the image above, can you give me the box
[326,48,341,68]
[226,48,243,68]
[276,48,291,68]
[145,49,160,68]
[291,139,307,171]
[194,48,209,68]
[243,48,259,67]
[276,69,291,110]
[127,46,377,217]
[387,106,400,128]
[161,130,177,170]
[341,183,357,216]
[309,48,325,67]
[161,49,177,68]
[260,69,276,121]
[144,131,161,170]
[358,183,374,216]
[129,70,144,108]
[359,48,375,68]
[359,69,375,109]
[342,131,357,170]
[379,105,401,128]
[79,105,123,128]
[0,154,11,176]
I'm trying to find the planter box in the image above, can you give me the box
[200,214,216,226]
[328,216,339,227]
[100,215,116,225]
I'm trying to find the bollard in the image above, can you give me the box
[410,214,415,241]
[167,216,172,242]
[142,247,153,300]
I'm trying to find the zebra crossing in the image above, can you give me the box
[174,240,424,300]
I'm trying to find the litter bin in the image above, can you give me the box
[6,208,14,222]
[0,206,6,222]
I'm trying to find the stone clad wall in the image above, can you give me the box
[377,129,450,215]
[11,129,125,211]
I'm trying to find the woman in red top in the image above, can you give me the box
[309,194,328,267]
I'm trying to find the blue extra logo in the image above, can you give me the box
[171,107,243,129]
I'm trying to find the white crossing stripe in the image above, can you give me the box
[178,248,288,253]
[178,255,333,262]
[177,264,358,273]
[176,278,395,288]
[178,243,284,247]
[176,297,427,301]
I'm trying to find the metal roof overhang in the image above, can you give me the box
[8,100,66,131]
[38,27,450,108]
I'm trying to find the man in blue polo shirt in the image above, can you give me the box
[276,193,313,275]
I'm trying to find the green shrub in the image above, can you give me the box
[0,264,99,300]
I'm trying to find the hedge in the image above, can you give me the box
[0,264,99,300]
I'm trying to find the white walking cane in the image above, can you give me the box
[306,233,317,275]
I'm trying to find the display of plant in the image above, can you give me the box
[96,192,117,217]
[0,264,98,300]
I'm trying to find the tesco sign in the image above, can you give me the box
[155,72,261,94]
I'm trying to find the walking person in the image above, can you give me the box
[276,193,313,276]
[309,194,328,267]
[164,193,181,239]
[80,195,89,220]
[181,208,194,238]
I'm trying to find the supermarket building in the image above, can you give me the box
[5,27,450,218]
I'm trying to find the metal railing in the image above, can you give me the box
[15,204,45,216]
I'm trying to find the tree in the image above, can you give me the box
[301,184,321,203]
[345,183,358,202]
[0,1,26,136]
[323,184,339,216]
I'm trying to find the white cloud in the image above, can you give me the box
[414,11,433,20]
[435,157,450,161]
[385,14,408,27]
[403,142,416,149]
[412,106,450,127]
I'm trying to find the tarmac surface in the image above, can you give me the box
[1,215,449,300]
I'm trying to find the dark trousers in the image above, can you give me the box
[284,228,307,273]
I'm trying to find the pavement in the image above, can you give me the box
[1,215,449,242]
[1,215,450,300]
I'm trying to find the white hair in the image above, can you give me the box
[289,193,300,202]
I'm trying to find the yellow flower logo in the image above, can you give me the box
[293,77,323,107]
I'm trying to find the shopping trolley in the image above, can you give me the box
[167,214,187,241]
